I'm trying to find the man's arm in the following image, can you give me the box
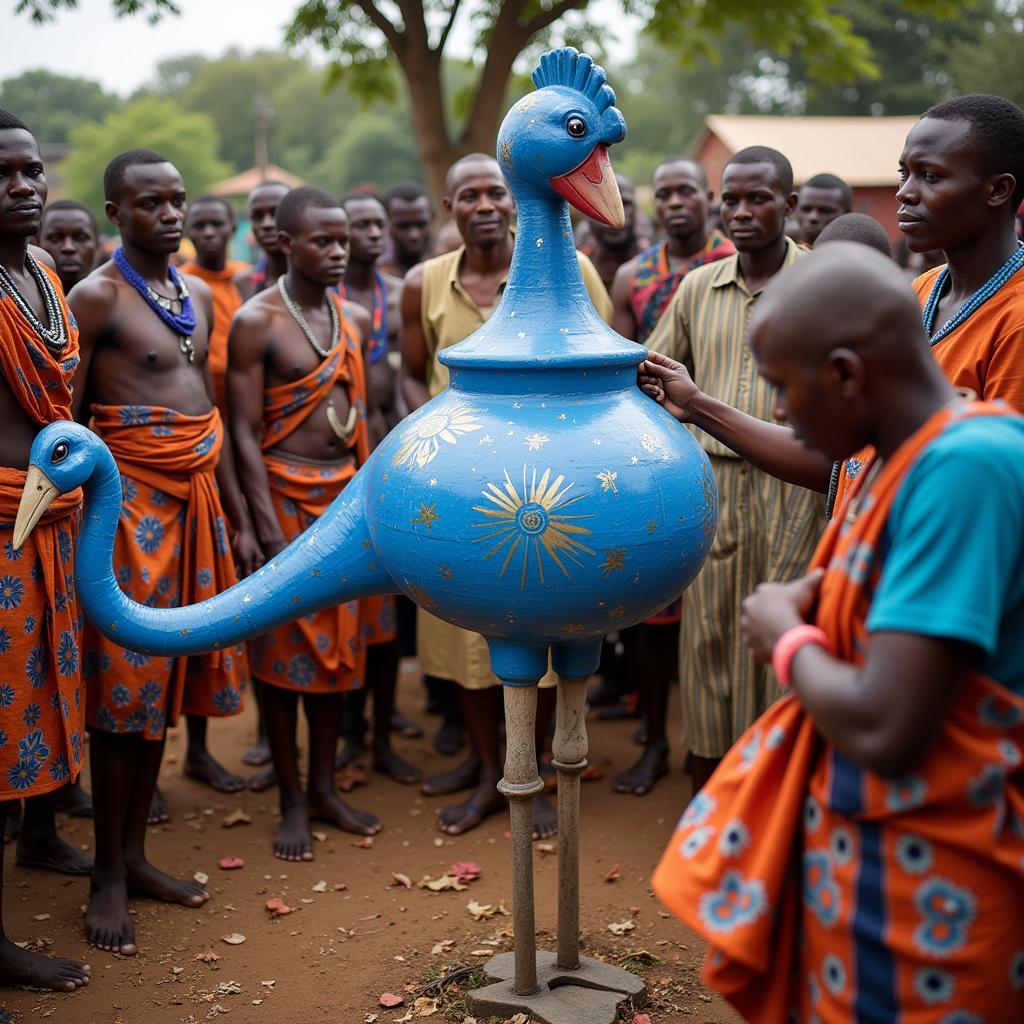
[225,304,287,561]
[190,281,261,576]
[610,259,638,340]
[67,273,116,421]
[639,351,832,492]
[399,264,431,412]
[342,299,387,447]
[232,268,256,302]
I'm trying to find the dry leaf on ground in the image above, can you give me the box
[378,992,404,1008]
[196,949,221,963]
[536,842,556,855]
[390,873,412,889]
[430,939,454,954]
[607,920,636,936]
[222,808,251,828]
[605,863,621,883]
[194,871,209,885]
[221,933,246,945]
[364,1016,378,1023]
[466,900,498,921]
[312,880,328,893]
[419,873,467,892]
[412,996,438,1016]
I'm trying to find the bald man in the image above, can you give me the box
[651,243,1024,1021]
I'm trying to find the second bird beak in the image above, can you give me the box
[13,465,59,552]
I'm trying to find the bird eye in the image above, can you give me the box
[566,117,586,138]
[51,442,69,465]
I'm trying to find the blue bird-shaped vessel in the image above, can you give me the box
[15,48,717,686]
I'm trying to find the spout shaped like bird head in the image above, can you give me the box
[497,47,627,228]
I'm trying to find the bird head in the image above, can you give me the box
[497,47,627,228]
[14,422,98,550]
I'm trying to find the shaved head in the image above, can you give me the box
[750,244,950,460]
[446,153,501,195]
[653,156,707,189]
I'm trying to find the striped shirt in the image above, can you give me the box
[647,237,807,459]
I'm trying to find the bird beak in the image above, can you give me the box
[13,466,59,552]
[549,145,624,229]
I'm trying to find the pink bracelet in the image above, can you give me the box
[772,625,829,688]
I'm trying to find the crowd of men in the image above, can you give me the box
[0,87,1022,1021]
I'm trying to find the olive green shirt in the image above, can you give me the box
[420,243,613,396]
[647,237,808,459]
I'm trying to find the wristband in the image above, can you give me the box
[772,625,829,688]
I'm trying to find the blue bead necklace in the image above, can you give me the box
[112,246,197,362]
[921,241,1024,347]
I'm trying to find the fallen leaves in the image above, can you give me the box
[390,873,412,890]
[607,920,636,936]
[218,857,244,870]
[465,900,510,921]
[419,873,467,892]
[221,933,246,945]
[411,996,438,1016]
[378,992,404,1008]
[311,880,328,893]
[430,939,454,955]
[32,913,50,922]
[605,863,621,883]
[222,808,251,828]
[447,861,481,884]
[265,897,293,916]
[214,981,242,996]
[195,949,221,963]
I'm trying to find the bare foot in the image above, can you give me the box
[421,754,479,797]
[125,859,209,907]
[86,878,136,955]
[437,779,504,835]
[390,711,423,739]
[372,744,422,785]
[0,936,90,991]
[612,742,669,796]
[532,793,558,840]
[309,789,382,837]
[147,787,170,825]
[242,736,271,767]
[247,764,277,793]
[432,718,463,756]
[273,804,314,862]
[184,750,246,793]
[16,832,93,876]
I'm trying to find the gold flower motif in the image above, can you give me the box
[524,433,550,451]
[412,503,440,530]
[596,470,618,494]
[599,548,626,577]
[640,433,661,453]
[392,403,482,470]
[473,466,595,588]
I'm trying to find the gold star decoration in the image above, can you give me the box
[596,470,618,494]
[524,433,550,451]
[599,548,626,577]
[412,503,440,530]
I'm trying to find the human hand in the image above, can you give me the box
[637,351,700,422]
[232,529,266,579]
[740,569,825,662]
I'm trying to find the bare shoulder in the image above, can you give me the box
[342,298,371,339]
[68,263,119,311]
[404,263,426,291]
[182,272,213,306]
[382,271,403,294]
[615,252,642,284]
[232,290,279,333]
[28,245,55,271]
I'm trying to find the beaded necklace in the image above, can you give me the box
[0,253,68,355]
[277,277,340,359]
[921,241,1024,346]
[334,270,388,364]
[112,247,197,362]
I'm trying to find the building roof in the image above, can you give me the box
[208,164,305,197]
[696,115,919,187]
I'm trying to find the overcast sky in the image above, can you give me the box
[5,0,639,96]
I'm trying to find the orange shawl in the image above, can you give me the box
[653,403,1024,1022]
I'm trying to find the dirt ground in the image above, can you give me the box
[2,663,741,1024]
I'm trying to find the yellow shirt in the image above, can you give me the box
[420,244,613,396]
[647,237,807,459]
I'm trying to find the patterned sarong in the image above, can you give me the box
[653,402,1024,1022]
[0,261,86,799]
[628,231,734,345]
[250,299,377,692]
[84,405,247,739]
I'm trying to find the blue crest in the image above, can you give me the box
[532,47,616,113]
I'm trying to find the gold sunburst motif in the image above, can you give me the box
[412,503,440,530]
[472,466,596,588]
[597,470,618,494]
[599,547,626,577]
[392,403,482,470]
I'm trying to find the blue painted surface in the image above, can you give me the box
[25,48,718,684]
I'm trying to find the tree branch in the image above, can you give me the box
[436,0,463,53]
[353,0,404,53]
[520,0,590,35]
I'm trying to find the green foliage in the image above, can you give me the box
[14,0,178,23]
[308,110,422,193]
[62,97,229,219]
[0,70,121,143]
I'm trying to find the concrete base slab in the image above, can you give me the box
[466,950,646,1024]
